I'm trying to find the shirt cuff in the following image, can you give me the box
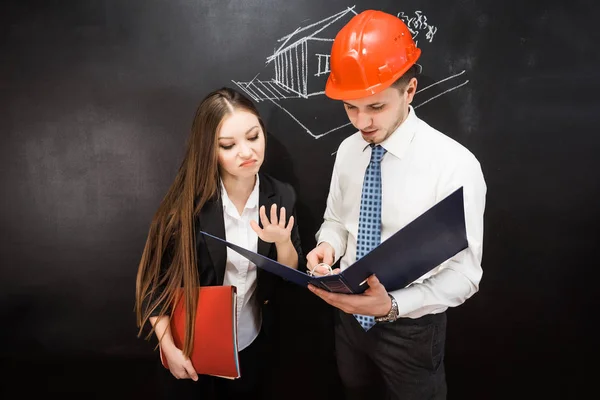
[389,284,425,317]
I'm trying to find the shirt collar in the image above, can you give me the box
[220,174,260,217]
[361,105,417,160]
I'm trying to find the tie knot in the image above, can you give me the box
[370,145,386,164]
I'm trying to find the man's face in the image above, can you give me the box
[342,78,417,144]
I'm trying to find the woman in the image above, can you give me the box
[135,87,303,399]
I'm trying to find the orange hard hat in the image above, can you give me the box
[325,10,421,100]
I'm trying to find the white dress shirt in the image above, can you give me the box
[221,175,261,351]
[316,106,487,319]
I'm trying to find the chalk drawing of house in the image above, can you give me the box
[233,6,358,139]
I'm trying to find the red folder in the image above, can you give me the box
[160,285,240,379]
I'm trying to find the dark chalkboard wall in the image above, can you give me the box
[1,0,598,398]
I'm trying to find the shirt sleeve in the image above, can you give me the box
[389,156,487,318]
[315,153,349,264]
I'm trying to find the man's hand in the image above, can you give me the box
[308,274,392,316]
[306,242,335,276]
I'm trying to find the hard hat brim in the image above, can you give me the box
[324,50,421,100]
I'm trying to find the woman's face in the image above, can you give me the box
[217,109,265,181]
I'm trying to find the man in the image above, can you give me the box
[306,10,487,400]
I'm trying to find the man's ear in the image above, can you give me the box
[406,77,418,103]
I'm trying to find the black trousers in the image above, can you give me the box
[157,328,271,400]
[334,310,447,400]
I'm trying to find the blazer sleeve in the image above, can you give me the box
[283,182,305,271]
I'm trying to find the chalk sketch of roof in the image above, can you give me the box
[265,6,357,65]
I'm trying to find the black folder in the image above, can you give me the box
[201,187,468,294]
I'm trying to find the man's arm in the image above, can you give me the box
[389,157,487,318]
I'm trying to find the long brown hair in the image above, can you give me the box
[135,87,265,357]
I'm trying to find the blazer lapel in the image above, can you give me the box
[198,196,227,285]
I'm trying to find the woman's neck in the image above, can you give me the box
[221,174,257,214]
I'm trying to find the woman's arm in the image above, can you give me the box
[150,315,199,381]
[275,239,298,269]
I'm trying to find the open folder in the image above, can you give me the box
[160,285,240,379]
[201,187,467,294]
